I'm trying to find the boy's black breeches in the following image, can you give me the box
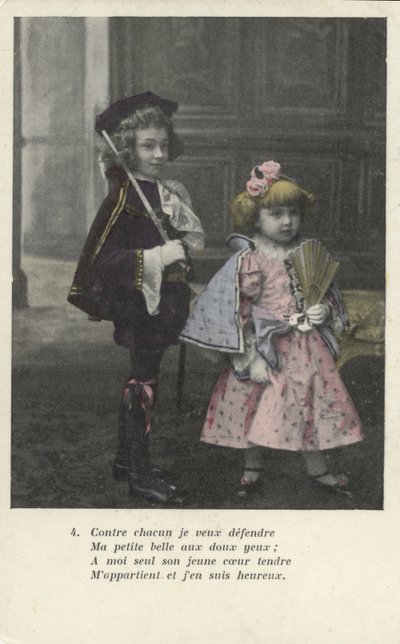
[129,347,163,382]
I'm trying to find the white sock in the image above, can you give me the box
[302,452,348,486]
[242,447,264,482]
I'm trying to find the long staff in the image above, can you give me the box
[102,129,187,406]
[102,129,171,245]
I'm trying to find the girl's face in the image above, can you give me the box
[258,205,301,244]
[134,126,169,180]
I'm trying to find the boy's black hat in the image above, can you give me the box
[95,91,179,135]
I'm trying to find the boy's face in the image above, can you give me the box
[135,126,169,179]
[258,205,301,244]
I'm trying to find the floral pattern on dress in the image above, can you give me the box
[201,243,363,451]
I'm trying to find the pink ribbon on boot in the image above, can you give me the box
[123,378,156,434]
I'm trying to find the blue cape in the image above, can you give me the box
[180,235,347,369]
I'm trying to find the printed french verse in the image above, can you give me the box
[71,526,294,583]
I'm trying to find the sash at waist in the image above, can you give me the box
[163,269,188,283]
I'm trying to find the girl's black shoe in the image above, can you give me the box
[235,467,263,500]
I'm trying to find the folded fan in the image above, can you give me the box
[288,239,340,308]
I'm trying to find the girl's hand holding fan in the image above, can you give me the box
[306,303,330,325]
[288,239,340,332]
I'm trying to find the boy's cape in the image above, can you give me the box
[67,171,204,321]
[67,180,127,321]
[180,234,348,369]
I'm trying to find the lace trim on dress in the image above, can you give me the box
[283,257,305,314]
[253,234,300,261]
[252,234,305,314]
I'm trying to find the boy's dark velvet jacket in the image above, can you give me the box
[68,169,193,351]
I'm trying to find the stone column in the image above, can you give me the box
[84,18,110,228]
[15,16,110,297]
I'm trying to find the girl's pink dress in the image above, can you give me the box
[201,243,363,451]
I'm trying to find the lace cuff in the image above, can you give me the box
[142,246,163,316]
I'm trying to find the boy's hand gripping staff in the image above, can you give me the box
[101,129,186,268]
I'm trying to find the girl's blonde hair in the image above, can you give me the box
[230,179,316,236]
[98,105,182,173]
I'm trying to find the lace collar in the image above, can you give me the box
[253,234,302,261]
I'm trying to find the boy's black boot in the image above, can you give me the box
[112,378,154,482]
[124,381,185,505]
[111,397,132,481]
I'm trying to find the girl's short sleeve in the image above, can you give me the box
[239,252,263,300]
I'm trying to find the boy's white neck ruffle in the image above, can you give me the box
[157,180,205,251]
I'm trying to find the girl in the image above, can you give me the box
[181,161,363,500]
[68,91,205,504]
